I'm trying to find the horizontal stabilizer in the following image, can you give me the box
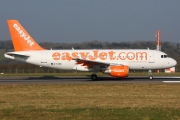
[5,52,30,59]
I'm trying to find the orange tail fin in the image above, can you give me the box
[7,20,44,51]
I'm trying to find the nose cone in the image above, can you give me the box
[171,58,177,67]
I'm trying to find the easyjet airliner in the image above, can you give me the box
[4,20,177,80]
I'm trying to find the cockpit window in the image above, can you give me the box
[161,55,168,58]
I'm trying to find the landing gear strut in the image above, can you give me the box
[148,70,153,80]
[91,74,97,81]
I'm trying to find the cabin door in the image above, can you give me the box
[41,52,47,63]
[149,51,154,63]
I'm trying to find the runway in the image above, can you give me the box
[0,76,180,84]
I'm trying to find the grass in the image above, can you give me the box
[0,84,179,119]
[0,108,179,120]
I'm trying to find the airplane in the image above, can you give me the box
[4,20,177,80]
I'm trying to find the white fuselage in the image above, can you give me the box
[5,49,177,72]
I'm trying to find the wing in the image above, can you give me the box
[73,58,125,68]
[73,58,109,68]
[5,52,30,59]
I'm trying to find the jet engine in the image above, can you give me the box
[103,65,129,78]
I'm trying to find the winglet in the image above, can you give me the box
[7,20,44,51]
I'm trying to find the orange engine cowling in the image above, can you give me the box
[104,66,129,78]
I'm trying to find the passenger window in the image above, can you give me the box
[161,55,163,58]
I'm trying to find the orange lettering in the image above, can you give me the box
[126,52,135,60]
[108,51,115,60]
[79,52,89,60]
[61,52,72,61]
[99,52,107,60]
[72,52,78,58]
[88,50,98,60]
[119,52,126,60]
[52,52,61,60]
[136,52,147,60]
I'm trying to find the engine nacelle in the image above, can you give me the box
[103,66,129,78]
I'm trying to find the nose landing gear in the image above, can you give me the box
[148,70,153,80]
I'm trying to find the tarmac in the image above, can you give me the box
[0,76,180,84]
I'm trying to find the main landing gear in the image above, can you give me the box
[91,74,97,81]
[148,70,153,80]
[91,70,154,80]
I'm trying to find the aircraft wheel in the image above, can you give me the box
[149,75,153,80]
[91,74,97,81]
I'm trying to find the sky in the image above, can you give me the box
[0,0,180,43]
